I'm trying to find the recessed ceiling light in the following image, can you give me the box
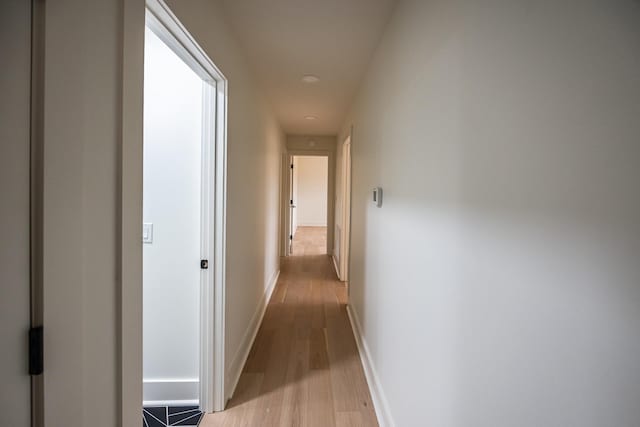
[304,115,317,120]
[301,75,320,84]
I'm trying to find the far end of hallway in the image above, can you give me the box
[292,226,328,256]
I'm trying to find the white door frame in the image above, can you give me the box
[145,0,228,412]
[339,135,352,282]
[288,154,296,255]
[283,150,335,256]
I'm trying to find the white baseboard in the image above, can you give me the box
[143,378,199,406]
[225,268,280,401]
[346,304,396,427]
[331,254,341,280]
[298,222,328,227]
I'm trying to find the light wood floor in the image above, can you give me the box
[291,226,327,256]
[201,230,378,427]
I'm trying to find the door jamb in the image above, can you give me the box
[339,135,352,282]
[288,154,295,255]
[283,150,334,256]
[144,0,228,413]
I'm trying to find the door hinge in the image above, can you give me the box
[29,326,43,376]
[290,164,294,169]
[201,259,209,269]
[289,235,293,240]
[290,199,293,205]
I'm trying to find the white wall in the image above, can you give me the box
[166,0,286,398]
[340,1,640,426]
[142,27,203,403]
[294,156,328,227]
[34,0,282,423]
[0,1,32,424]
[37,0,145,425]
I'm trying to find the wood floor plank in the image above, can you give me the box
[243,327,275,373]
[309,327,329,370]
[336,411,366,427]
[279,338,310,426]
[310,281,326,329]
[200,227,378,426]
[292,226,327,256]
[200,373,264,427]
[248,326,294,425]
[307,367,336,427]
[325,311,365,412]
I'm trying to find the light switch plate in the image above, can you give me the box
[143,222,153,243]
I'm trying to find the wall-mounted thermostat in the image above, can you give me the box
[373,187,383,207]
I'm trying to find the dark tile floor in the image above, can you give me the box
[143,406,203,427]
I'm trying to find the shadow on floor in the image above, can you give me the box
[212,253,375,425]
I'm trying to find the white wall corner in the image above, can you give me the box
[225,268,280,401]
[346,304,396,427]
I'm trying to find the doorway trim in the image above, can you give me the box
[144,0,228,413]
[338,135,352,282]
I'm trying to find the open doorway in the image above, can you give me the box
[142,0,228,421]
[142,23,203,414]
[289,155,329,256]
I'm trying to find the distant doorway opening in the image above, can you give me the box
[289,155,329,256]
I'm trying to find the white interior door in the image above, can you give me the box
[0,1,33,425]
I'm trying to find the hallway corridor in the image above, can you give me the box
[201,252,378,426]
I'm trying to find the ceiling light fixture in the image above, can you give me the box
[304,115,317,120]
[301,74,320,84]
